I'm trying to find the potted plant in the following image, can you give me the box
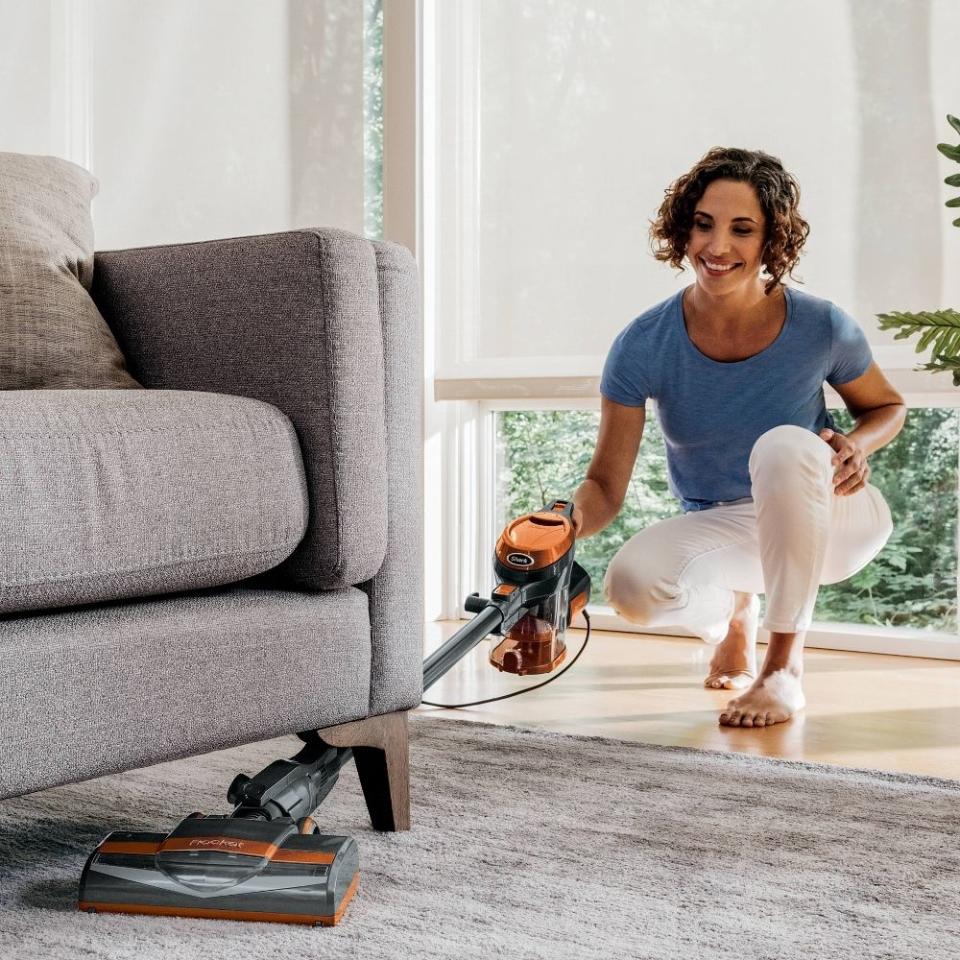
[876,114,960,385]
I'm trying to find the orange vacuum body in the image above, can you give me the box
[489,500,590,676]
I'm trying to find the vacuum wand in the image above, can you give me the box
[422,604,504,691]
[225,737,357,822]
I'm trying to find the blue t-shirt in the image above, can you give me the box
[599,285,874,513]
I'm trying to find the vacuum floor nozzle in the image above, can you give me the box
[78,813,359,926]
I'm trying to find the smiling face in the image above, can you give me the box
[685,179,768,291]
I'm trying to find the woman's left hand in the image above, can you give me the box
[818,427,870,496]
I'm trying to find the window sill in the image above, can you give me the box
[434,346,960,404]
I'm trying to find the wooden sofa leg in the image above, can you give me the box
[315,710,410,831]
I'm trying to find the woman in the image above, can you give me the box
[572,147,905,728]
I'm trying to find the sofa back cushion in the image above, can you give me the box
[0,390,307,615]
[0,152,140,389]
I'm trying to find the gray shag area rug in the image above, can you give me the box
[1,714,959,960]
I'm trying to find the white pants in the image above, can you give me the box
[603,424,895,645]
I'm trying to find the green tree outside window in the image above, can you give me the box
[496,408,957,633]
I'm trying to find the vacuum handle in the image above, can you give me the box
[545,499,575,520]
[464,592,486,614]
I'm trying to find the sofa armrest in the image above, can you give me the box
[92,228,389,592]
[360,240,424,713]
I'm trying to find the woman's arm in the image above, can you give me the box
[823,362,906,495]
[572,397,646,538]
[830,361,906,457]
[845,404,907,457]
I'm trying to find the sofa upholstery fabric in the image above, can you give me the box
[0,389,308,615]
[361,240,425,714]
[0,586,372,799]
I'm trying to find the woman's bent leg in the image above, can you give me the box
[719,424,894,727]
[749,425,834,634]
[602,424,894,727]
[603,506,764,645]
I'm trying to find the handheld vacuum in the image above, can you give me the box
[77,499,591,927]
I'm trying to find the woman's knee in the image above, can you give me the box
[749,424,832,484]
[603,555,679,625]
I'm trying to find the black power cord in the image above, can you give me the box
[420,610,592,709]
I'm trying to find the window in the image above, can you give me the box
[495,406,958,637]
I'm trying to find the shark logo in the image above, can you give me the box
[506,552,534,566]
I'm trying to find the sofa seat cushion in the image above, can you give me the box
[0,390,308,615]
[0,586,372,798]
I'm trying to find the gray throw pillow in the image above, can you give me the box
[0,152,141,389]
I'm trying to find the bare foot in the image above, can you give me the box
[704,594,759,690]
[719,667,806,727]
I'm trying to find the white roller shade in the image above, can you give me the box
[432,0,960,374]
[0,0,367,249]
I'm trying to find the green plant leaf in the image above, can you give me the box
[876,309,960,363]
[949,113,960,136]
[877,308,960,329]
[948,196,960,208]
[918,325,941,352]
[939,142,960,162]
[937,331,956,358]
[947,173,960,186]
[940,330,960,358]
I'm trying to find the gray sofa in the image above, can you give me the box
[0,227,423,830]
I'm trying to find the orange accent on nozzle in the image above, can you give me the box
[97,836,336,865]
[98,841,162,856]
[159,837,279,859]
[78,872,359,926]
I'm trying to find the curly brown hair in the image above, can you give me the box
[649,147,811,296]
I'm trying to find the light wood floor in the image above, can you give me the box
[414,619,960,780]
